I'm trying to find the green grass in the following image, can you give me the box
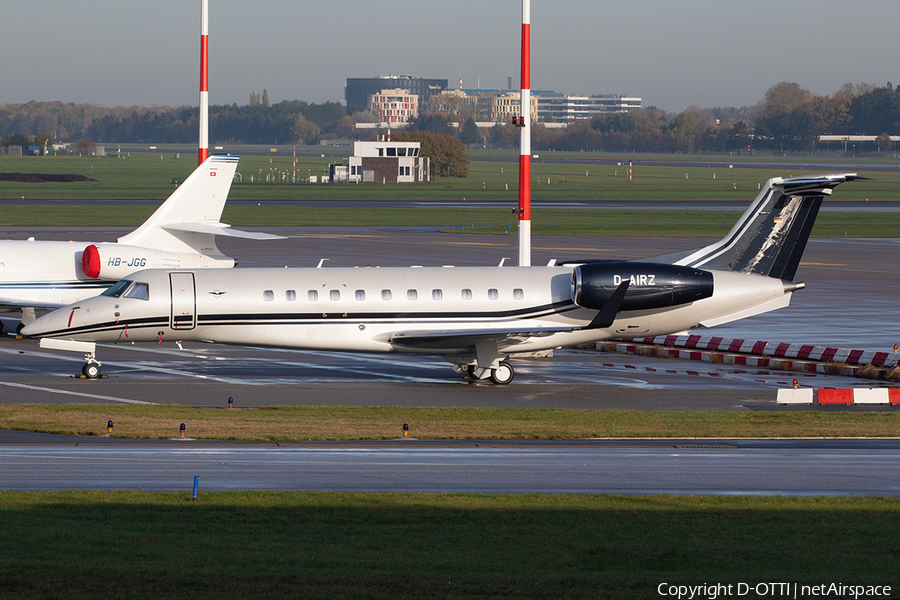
[2,150,899,203]
[0,491,897,599]
[2,405,899,440]
[0,204,896,238]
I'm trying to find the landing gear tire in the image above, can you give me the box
[489,361,515,385]
[82,363,101,379]
[466,365,476,376]
[15,322,24,335]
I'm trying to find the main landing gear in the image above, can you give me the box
[458,360,515,385]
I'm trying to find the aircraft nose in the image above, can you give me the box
[20,306,82,337]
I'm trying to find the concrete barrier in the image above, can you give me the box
[817,389,854,405]
[852,389,890,404]
[777,389,814,404]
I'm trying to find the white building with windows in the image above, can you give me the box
[536,94,641,122]
[347,140,430,183]
[491,92,539,123]
[368,88,419,125]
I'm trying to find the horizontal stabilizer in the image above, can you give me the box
[162,223,282,240]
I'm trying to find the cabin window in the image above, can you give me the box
[488,288,499,300]
[461,288,472,301]
[124,282,149,301]
[432,289,443,300]
[381,289,392,301]
[513,288,524,300]
[407,289,418,301]
[355,290,366,301]
[307,290,318,301]
[263,290,274,302]
[285,290,297,301]
[102,279,132,298]
[330,290,341,301]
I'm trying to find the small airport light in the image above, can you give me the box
[192,475,199,501]
[793,379,798,389]
[180,423,186,438]
[403,423,409,437]
[107,420,113,434]
[894,345,898,353]
[228,396,234,409]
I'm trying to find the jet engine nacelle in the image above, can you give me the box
[573,261,714,311]
[81,243,181,280]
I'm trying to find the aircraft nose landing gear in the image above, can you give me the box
[81,361,102,379]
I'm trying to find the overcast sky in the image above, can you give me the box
[4,0,897,113]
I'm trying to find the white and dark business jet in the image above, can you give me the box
[22,173,858,383]
[0,155,277,334]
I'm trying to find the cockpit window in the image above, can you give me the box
[124,282,150,301]
[101,279,132,298]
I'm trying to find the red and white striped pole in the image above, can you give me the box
[517,0,532,266]
[198,0,209,165]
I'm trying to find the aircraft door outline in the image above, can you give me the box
[170,272,196,330]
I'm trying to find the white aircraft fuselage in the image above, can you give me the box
[23,172,858,384]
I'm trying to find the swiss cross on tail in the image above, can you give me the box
[210,172,217,176]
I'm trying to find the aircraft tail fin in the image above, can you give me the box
[118,155,279,256]
[667,173,859,281]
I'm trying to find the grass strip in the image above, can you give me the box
[0,491,897,599]
[0,205,898,238]
[1,404,899,440]
[2,152,899,202]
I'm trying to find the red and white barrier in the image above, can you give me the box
[776,388,900,405]
[625,335,899,367]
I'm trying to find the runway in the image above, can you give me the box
[1,438,898,496]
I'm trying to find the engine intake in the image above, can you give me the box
[573,262,714,311]
[81,244,181,280]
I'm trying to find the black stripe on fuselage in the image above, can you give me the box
[39,301,581,338]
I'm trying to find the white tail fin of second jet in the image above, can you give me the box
[118,154,278,258]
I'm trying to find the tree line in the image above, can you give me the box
[2,82,899,155]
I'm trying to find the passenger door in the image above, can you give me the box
[169,272,196,330]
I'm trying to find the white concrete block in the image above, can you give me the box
[777,388,813,404]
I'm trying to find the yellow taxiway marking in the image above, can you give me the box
[799,262,847,266]
[535,247,615,253]
[435,241,507,247]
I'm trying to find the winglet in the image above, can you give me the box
[585,280,630,329]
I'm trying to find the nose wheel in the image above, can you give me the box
[81,361,102,379]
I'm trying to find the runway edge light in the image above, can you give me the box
[403,423,409,437]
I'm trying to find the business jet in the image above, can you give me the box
[0,154,277,334]
[22,173,858,383]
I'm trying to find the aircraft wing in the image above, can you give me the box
[0,297,67,310]
[161,222,283,240]
[388,326,576,352]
